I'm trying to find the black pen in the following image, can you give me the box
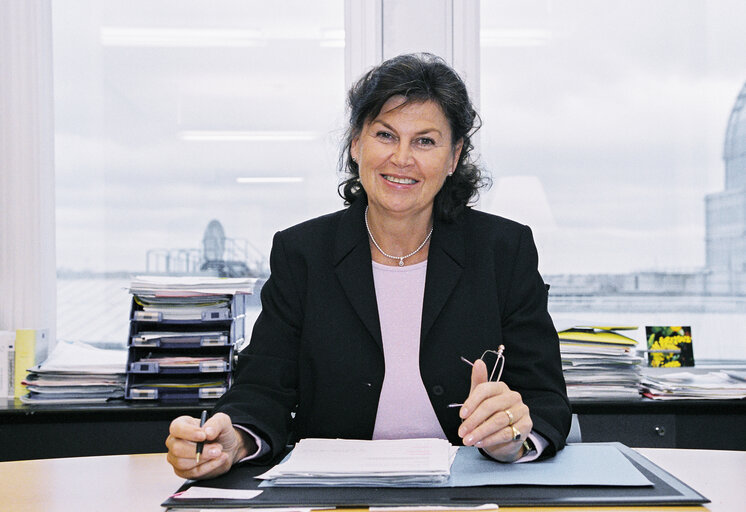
[195,409,208,464]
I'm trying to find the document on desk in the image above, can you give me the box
[257,438,457,487]
[259,442,651,488]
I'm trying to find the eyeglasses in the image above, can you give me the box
[448,344,505,409]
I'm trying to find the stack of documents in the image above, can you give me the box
[129,275,256,296]
[558,325,643,399]
[129,276,256,322]
[641,370,746,400]
[20,340,126,404]
[258,438,458,487]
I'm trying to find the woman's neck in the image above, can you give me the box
[365,205,434,266]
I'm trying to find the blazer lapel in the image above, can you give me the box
[421,215,465,341]
[333,200,383,350]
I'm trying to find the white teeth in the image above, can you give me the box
[383,175,417,185]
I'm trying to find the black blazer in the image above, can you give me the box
[214,199,571,463]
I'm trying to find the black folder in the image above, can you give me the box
[161,443,708,509]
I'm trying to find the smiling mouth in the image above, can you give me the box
[383,174,418,185]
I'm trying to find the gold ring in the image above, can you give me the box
[511,425,521,441]
[504,409,514,426]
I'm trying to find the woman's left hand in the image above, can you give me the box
[457,358,533,462]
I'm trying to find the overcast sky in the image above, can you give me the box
[53,0,746,275]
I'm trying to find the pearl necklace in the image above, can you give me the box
[364,206,433,267]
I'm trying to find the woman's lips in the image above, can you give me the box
[382,174,418,185]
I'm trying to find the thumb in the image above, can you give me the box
[470,358,489,393]
[204,412,231,442]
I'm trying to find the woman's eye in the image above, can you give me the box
[376,131,393,140]
[418,137,436,146]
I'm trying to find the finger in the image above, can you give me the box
[195,452,233,479]
[169,415,206,443]
[460,380,509,419]
[169,451,232,480]
[459,392,527,445]
[476,415,531,448]
[460,359,490,419]
[166,435,201,459]
[203,412,232,442]
[458,394,505,441]
[478,415,534,453]
[470,358,488,394]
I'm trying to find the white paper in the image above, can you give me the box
[258,438,457,487]
[171,486,262,500]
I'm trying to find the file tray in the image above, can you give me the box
[126,385,227,401]
[129,360,230,373]
[126,347,234,374]
[161,443,709,509]
[128,319,242,349]
[125,374,230,401]
[130,332,230,348]
[133,307,231,323]
[129,294,248,325]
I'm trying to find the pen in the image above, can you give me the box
[195,409,208,464]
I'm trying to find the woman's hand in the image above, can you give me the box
[165,412,254,479]
[457,359,533,462]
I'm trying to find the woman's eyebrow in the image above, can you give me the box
[371,119,443,137]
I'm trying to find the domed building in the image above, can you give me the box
[705,81,746,293]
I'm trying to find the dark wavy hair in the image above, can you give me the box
[338,53,490,222]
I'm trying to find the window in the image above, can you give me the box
[480,0,746,360]
[53,0,345,346]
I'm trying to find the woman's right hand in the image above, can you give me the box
[165,412,253,479]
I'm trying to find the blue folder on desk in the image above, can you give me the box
[161,443,708,509]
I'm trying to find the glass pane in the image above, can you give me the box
[480,0,746,360]
[54,0,345,347]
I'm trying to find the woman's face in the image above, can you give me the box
[351,96,462,220]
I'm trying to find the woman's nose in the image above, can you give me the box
[390,142,413,167]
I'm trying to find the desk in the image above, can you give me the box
[3,399,745,461]
[1,448,743,512]
[572,398,746,450]
[0,399,205,461]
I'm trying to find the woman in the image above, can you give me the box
[166,53,571,480]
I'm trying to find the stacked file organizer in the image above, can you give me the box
[125,276,256,402]
[558,325,643,400]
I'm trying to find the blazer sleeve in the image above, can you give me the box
[212,231,302,463]
[499,225,571,458]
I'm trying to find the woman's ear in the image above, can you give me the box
[350,136,360,163]
[450,139,464,173]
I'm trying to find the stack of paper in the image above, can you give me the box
[641,370,746,400]
[129,276,255,322]
[558,325,643,399]
[258,438,458,487]
[20,340,127,404]
[129,275,256,296]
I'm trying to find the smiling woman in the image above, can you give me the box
[166,53,570,481]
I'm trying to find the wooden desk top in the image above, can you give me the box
[1,448,743,512]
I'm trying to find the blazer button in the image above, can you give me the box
[432,385,444,396]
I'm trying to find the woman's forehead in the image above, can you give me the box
[374,96,448,125]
